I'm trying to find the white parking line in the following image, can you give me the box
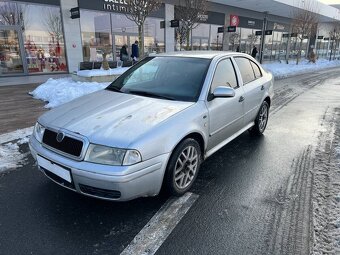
[120,192,199,255]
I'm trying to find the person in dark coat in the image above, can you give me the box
[251,46,258,58]
[236,46,240,52]
[120,45,128,61]
[131,40,139,64]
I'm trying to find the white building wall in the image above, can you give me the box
[60,0,83,73]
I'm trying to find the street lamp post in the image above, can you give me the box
[260,11,268,64]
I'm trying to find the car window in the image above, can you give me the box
[250,61,262,79]
[108,57,211,102]
[211,58,238,92]
[234,57,256,84]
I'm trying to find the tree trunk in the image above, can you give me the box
[138,24,144,57]
[186,30,190,51]
[296,39,304,65]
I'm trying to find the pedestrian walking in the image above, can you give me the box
[251,46,258,58]
[120,45,129,61]
[131,40,139,64]
[236,46,240,52]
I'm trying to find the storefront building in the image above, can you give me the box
[1,0,340,77]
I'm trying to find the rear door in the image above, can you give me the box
[206,58,245,151]
[234,57,265,125]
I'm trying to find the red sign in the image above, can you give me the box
[230,15,240,27]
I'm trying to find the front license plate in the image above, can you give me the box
[37,155,72,183]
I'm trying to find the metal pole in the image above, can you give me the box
[330,28,335,61]
[260,11,268,64]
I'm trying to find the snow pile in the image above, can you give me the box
[0,127,33,173]
[263,59,340,79]
[30,78,110,108]
[77,67,130,77]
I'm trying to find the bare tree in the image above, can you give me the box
[43,10,63,44]
[175,0,208,50]
[175,24,188,50]
[125,0,162,57]
[247,33,259,53]
[0,2,27,30]
[291,0,319,64]
[229,33,240,51]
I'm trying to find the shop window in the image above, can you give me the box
[80,10,113,62]
[20,3,67,73]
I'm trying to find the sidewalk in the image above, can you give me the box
[0,73,69,87]
[0,83,47,134]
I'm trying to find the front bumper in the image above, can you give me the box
[29,136,170,201]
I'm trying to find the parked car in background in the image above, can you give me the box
[29,51,274,201]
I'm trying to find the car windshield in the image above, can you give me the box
[107,56,211,102]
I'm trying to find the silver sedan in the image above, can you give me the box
[29,51,274,201]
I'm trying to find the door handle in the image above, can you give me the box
[261,85,265,91]
[239,96,245,102]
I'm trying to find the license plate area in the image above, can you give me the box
[37,155,72,184]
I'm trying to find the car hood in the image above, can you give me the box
[39,90,194,148]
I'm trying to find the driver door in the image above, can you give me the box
[206,58,245,151]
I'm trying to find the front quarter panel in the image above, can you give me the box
[129,101,209,161]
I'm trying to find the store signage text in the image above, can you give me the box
[198,14,209,22]
[103,0,129,13]
[247,20,255,26]
[273,23,285,30]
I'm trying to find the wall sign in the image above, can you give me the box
[317,35,324,39]
[217,27,224,33]
[170,20,180,28]
[227,26,236,32]
[70,7,80,19]
[255,30,262,36]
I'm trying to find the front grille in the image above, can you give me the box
[42,167,75,190]
[79,184,121,199]
[42,129,83,158]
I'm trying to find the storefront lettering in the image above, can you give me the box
[248,20,255,26]
[103,0,128,13]
[273,23,285,30]
[104,0,128,4]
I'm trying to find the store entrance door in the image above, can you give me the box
[113,33,138,61]
[0,26,27,76]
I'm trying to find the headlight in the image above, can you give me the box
[33,122,45,143]
[84,144,142,166]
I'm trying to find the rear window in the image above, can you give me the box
[234,57,256,84]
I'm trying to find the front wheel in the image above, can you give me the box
[249,101,269,136]
[163,139,202,196]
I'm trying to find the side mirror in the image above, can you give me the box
[212,86,235,99]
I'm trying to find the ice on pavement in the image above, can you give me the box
[0,135,31,173]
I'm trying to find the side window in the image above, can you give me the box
[250,61,262,79]
[211,58,238,92]
[234,57,256,84]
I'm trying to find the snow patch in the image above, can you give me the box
[29,78,110,108]
[0,136,31,173]
[77,67,130,77]
[0,127,33,144]
[263,59,340,79]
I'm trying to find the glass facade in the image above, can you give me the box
[0,1,67,75]
[80,10,165,62]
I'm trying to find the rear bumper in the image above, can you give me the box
[29,136,170,201]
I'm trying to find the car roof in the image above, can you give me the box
[151,51,250,59]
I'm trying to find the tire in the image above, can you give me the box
[163,138,202,196]
[249,101,269,136]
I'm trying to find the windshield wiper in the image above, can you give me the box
[106,86,123,93]
[128,90,175,101]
